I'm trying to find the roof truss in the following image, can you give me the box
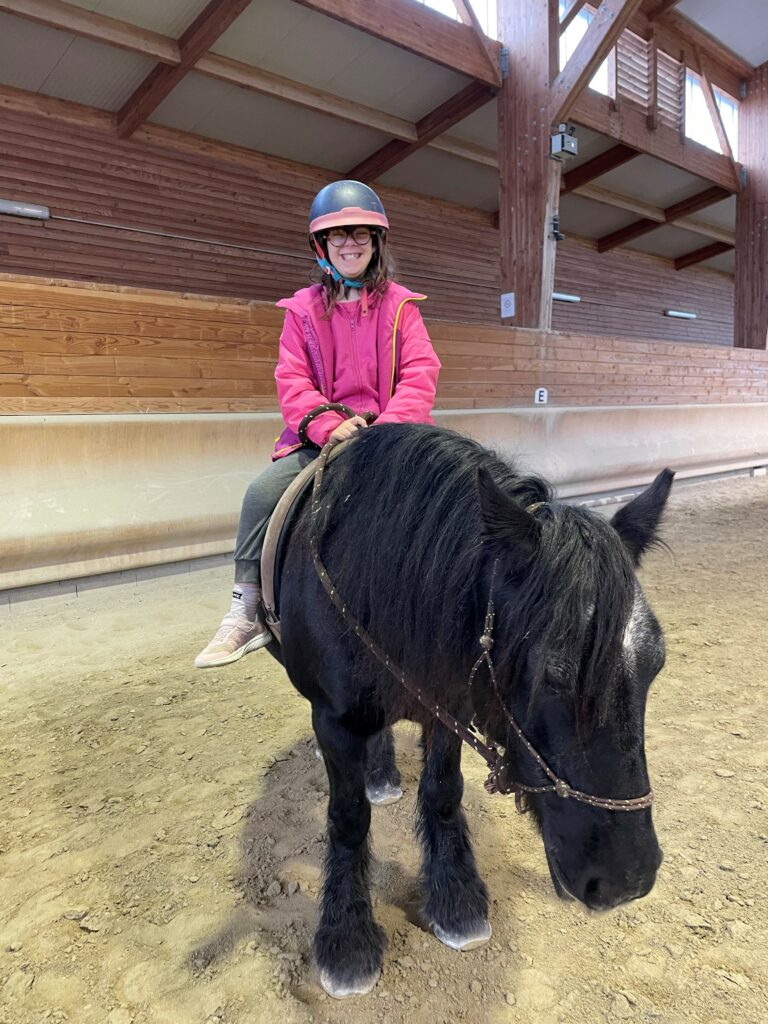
[293,0,502,86]
[597,184,732,251]
[674,240,734,270]
[648,0,684,19]
[550,0,646,124]
[451,0,503,87]
[116,0,253,138]
[561,143,639,193]
[347,80,496,181]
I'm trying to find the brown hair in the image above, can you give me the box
[310,231,397,318]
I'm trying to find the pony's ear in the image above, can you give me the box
[477,468,541,554]
[611,468,674,566]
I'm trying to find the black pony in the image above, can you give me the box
[273,423,672,998]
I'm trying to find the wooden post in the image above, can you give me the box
[735,62,768,349]
[498,0,562,329]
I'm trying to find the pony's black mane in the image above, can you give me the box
[311,423,636,729]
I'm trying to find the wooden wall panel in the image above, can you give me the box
[554,237,734,345]
[1,277,764,415]
[0,105,735,346]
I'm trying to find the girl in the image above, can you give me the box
[195,179,441,668]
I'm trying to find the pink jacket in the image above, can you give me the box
[272,282,441,458]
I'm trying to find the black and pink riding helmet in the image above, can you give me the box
[309,179,389,236]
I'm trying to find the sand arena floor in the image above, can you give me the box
[0,474,766,1024]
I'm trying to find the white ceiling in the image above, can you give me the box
[212,0,471,122]
[558,195,641,239]
[595,156,708,208]
[701,249,736,273]
[677,0,768,67]
[152,73,392,173]
[694,195,737,229]
[625,223,713,259]
[0,11,153,109]
[62,0,211,37]
[378,146,499,210]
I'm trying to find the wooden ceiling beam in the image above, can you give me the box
[293,0,503,86]
[347,80,495,181]
[116,0,252,139]
[568,183,735,244]
[597,217,658,252]
[647,0,683,19]
[571,90,742,192]
[550,0,645,125]
[561,143,639,193]
[674,240,733,270]
[571,183,665,220]
[0,0,180,62]
[676,217,734,246]
[597,184,731,251]
[451,0,503,87]
[429,135,499,167]
[0,2,493,165]
[663,185,732,220]
[197,54,418,141]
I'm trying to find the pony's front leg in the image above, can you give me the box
[313,706,386,998]
[418,724,492,951]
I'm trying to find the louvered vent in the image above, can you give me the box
[657,50,685,129]
[617,31,651,108]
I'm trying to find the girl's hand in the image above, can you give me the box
[329,416,368,443]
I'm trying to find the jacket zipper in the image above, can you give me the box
[348,307,366,411]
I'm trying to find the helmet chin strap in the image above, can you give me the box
[312,235,368,289]
[315,256,365,290]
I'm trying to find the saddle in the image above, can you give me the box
[260,441,348,644]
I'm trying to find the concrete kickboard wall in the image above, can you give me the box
[1,404,767,590]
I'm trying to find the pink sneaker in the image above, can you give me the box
[195,614,271,668]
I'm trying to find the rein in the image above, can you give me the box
[309,438,653,815]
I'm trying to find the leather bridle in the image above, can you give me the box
[308,433,654,815]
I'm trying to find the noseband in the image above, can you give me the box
[309,439,653,815]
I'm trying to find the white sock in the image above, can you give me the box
[229,583,260,622]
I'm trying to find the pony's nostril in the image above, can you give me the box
[583,876,605,906]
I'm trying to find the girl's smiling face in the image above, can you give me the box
[325,227,374,281]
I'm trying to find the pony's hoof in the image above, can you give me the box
[319,968,380,999]
[433,920,492,951]
[366,782,403,806]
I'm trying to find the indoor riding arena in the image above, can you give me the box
[1,2,766,1023]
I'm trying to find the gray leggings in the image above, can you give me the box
[233,449,319,584]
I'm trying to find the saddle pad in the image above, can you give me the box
[260,441,349,644]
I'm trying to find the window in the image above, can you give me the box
[685,71,740,155]
[416,0,499,39]
[713,86,739,155]
[559,2,614,98]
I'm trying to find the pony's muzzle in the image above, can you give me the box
[576,846,663,911]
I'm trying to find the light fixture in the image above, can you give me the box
[664,310,697,320]
[553,292,581,303]
[0,199,50,220]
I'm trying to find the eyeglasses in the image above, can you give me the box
[325,226,373,247]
